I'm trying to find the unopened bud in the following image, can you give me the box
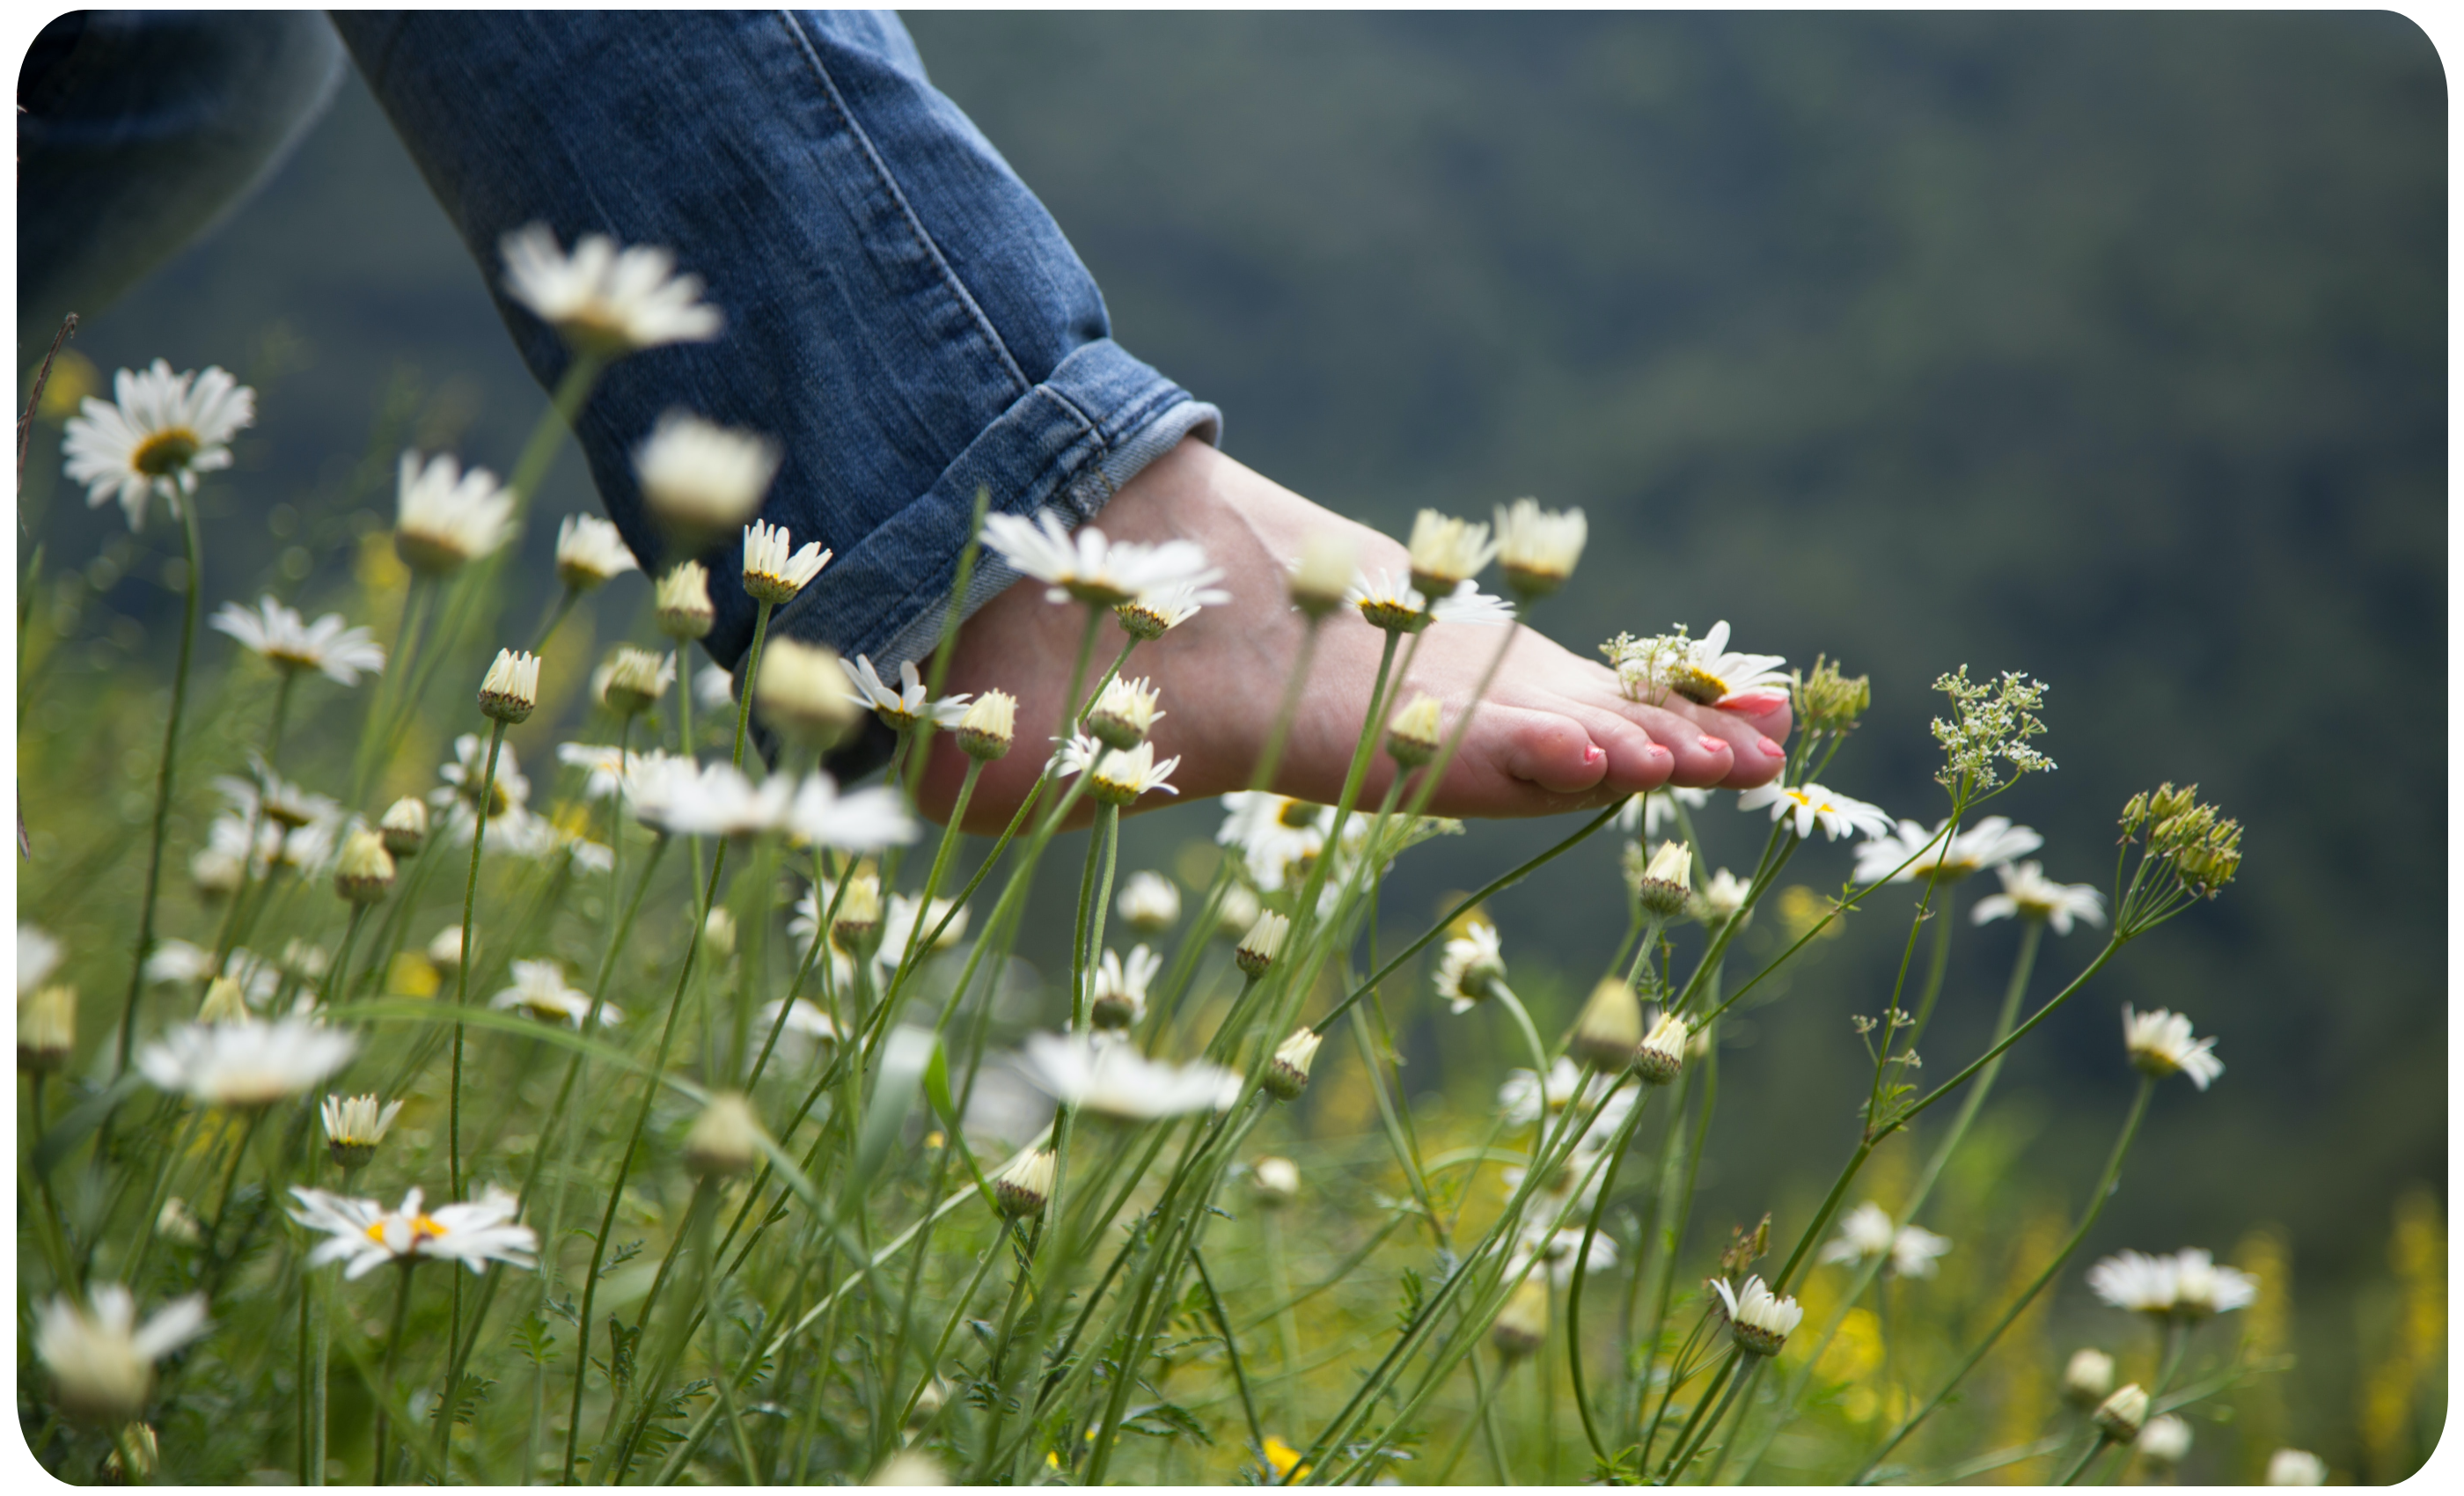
[598,646,674,718]
[2136,1414,2191,1466]
[1568,978,1643,1071]
[684,1092,767,1177]
[702,908,737,960]
[993,1148,1056,1219]
[1636,1012,1689,1086]
[956,690,1016,760]
[19,985,76,1072]
[1287,532,1358,618]
[831,876,884,953]
[1252,1155,1301,1206]
[1116,871,1180,933]
[1261,1027,1322,1101]
[1387,694,1443,768]
[1633,840,1693,919]
[1492,1277,1551,1360]
[2064,1347,2116,1407]
[757,639,864,750]
[1405,510,1495,598]
[2094,1383,2149,1442]
[334,829,397,906]
[379,796,428,858]
[656,561,717,641]
[1492,497,1586,599]
[1235,912,1290,978]
[478,648,542,723]
[1086,676,1164,752]
[102,1421,158,1484]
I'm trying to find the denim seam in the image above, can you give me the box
[774,9,1032,400]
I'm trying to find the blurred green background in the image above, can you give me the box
[18,11,2443,1476]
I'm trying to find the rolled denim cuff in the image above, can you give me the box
[766,338,1221,674]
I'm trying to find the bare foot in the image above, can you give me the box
[921,439,1792,832]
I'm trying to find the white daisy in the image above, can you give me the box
[633,410,779,539]
[1433,923,1507,1015]
[1116,871,1181,932]
[429,734,536,847]
[499,222,722,356]
[554,513,640,590]
[979,510,1215,608]
[756,998,841,1063]
[782,772,920,852]
[2087,1247,2256,1319]
[33,1283,209,1422]
[1056,737,1181,806]
[558,742,646,802]
[1115,574,1230,639]
[1890,1223,1954,1279]
[1088,945,1163,1030]
[1404,510,1500,593]
[319,1093,404,1169]
[1084,675,1165,750]
[1971,861,2107,935]
[742,518,832,605]
[62,359,253,530]
[1215,792,1327,892]
[136,1017,356,1108]
[1497,1058,1637,1140]
[621,756,788,840]
[490,959,611,1029]
[1737,781,1896,842]
[393,451,515,575]
[695,663,737,710]
[1492,498,1588,597]
[210,596,385,686]
[1345,568,1514,634]
[1607,620,1789,708]
[1712,1274,1804,1355]
[879,892,968,968]
[1514,1227,1618,1290]
[1852,817,2043,886]
[2122,1006,2223,1089]
[290,1184,539,1278]
[1818,1201,1898,1267]
[842,655,970,732]
[594,646,676,715]
[1697,869,1753,927]
[1014,1031,1243,1119]
[2137,1415,2193,1465]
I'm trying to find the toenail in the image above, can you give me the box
[1698,736,1728,755]
[1645,743,1671,760]
[1585,746,1605,765]
[1757,736,1785,758]
[1718,690,1790,715]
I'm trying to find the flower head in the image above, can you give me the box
[2136,1414,2192,1466]
[1852,817,2042,887]
[1434,923,1507,1014]
[393,452,514,575]
[1287,532,1359,617]
[2094,1384,2150,1441]
[1603,621,1788,708]
[1404,509,1500,595]
[1116,575,1229,640]
[1015,1031,1243,1119]
[1346,568,1513,634]
[478,649,542,723]
[756,638,863,749]
[500,222,722,356]
[1737,781,1895,842]
[2064,1347,2117,1406]
[2086,1247,2256,1319]
[1117,870,1181,932]
[2268,1449,2328,1485]
[137,1016,355,1107]
[1492,1277,1551,1360]
[1636,1011,1690,1087]
[1632,840,1694,918]
[379,796,429,858]
[1387,694,1444,767]
[1930,666,2054,789]
[20,985,77,1072]
[1568,977,1643,1071]
[759,998,843,1063]
[1617,784,1712,839]
[957,690,1017,760]
[1088,945,1162,1030]
[843,655,970,733]
[655,561,717,641]
[684,1092,768,1177]
[994,1148,1058,1219]
[980,510,1214,609]
[597,646,676,717]
[333,829,398,906]
[1711,1274,1804,1356]
[1251,1155,1302,1206]
[1971,861,2106,935]
[782,772,920,853]
[1492,497,1587,598]
[320,1093,404,1170]
[1085,675,1164,750]
[290,1184,539,1278]
[1069,738,1181,807]
[33,1284,209,1422]
[625,756,788,840]
[63,359,253,529]
[1262,1026,1322,1101]
[212,596,385,686]
[2122,1007,2223,1089]
[1890,1223,1954,1278]
[554,513,640,590]
[742,519,832,605]
[634,410,779,543]
[1235,911,1290,979]
[491,959,611,1030]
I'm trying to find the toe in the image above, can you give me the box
[1716,689,1794,745]
[1573,708,1677,797]
[1496,710,1612,796]
[1679,703,1787,789]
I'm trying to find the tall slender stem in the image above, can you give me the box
[445,720,508,1203]
[114,495,204,1080]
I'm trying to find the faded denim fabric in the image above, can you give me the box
[333,9,1221,684]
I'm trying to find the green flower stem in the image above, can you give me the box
[1852,1074,2159,1483]
[1263,1205,1303,1434]
[561,838,732,1484]
[1892,937,2124,1131]
[1652,1345,1742,1480]
[371,1261,416,1484]
[2057,1431,2118,1485]
[527,583,582,656]
[892,1223,1008,1431]
[1488,980,1555,1093]
[1632,1038,1719,1448]
[114,495,204,1081]
[350,576,435,805]
[1432,1353,1516,1484]
[730,599,774,770]
[873,759,981,1008]
[1272,630,1397,971]
[1565,1069,1664,1463]
[1244,612,1322,792]
[444,718,507,1205]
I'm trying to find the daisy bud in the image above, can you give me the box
[478,648,542,723]
[956,689,1017,760]
[870,1451,948,1486]
[1568,978,1644,1072]
[831,875,885,954]
[319,1093,404,1172]
[756,638,863,750]
[19,985,76,1072]
[190,848,244,900]
[742,518,831,605]
[1235,912,1290,978]
[1262,1027,1322,1101]
[333,829,397,906]
[1252,1155,1301,1206]
[156,1199,205,1248]
[1404,510,1498,598]
[993,1148,1056,1219]
[1492,497,1587,598]
[2064,1347,2116,1407]
[199,977,250,1025]
[1086,676,1164,752]
[554,513,640,591]
[655,561,718,642]
[426,926,465,972]
[1633,840,1693,919]
[2136,1414,2191,1467]
[598,646,674,718]
[1215,884,1262,941]
[2267,1449,2328,1485]
[634,411,780,547]
[683,1091,768,1178]
[703,908,737,960]
[378,797,427,858]
[1117,870,1181,933]
[1636,1012,1690,1087]
[103,1421,158,1483]
[2094,1383,2149,1443]
[1387,694,1443,768]
[1492,1277,1551,1360]
[1287,532,1358,619]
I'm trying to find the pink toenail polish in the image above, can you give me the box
[1717,690,1790,715]
[1698,736,1728,755]
[1645,743,1671,761]
[1585,746,1605,765]
[1757,736,1785,758]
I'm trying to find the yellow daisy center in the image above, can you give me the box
[130,428,202,477]
[1669,663,1731,705]
[1276,801,1317,830]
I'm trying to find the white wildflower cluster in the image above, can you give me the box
[1930,665,2055,790]
[1819,1201,1954,1279]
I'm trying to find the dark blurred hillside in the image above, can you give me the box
[20,10,2445,1464]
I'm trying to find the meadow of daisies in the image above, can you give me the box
[15,228,2325,1487]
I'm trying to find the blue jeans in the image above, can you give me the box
[26,11,1220,688]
